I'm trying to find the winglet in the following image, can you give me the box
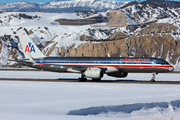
[17,29,45,59]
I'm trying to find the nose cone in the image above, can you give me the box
[169,66,174,72]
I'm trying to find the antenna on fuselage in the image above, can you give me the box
[107,53,110,57]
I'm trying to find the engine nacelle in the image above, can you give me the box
[107,72,128,78]
[84,68,104,79]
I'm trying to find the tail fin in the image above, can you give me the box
[17,29,45,59]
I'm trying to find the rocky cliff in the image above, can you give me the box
[59,34,180,66]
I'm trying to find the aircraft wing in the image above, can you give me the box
[36,63,106,72]
[10,59,106,73]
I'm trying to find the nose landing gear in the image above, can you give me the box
[151,73,158,82]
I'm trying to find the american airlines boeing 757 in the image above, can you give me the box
[14,29,174,82]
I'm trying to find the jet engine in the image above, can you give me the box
[107,72,128,78]
[84,68,104,79]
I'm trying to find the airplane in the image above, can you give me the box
[13,29,174,82]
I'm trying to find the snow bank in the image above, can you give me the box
[0,77,180,120]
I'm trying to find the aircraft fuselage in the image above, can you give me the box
[25,57,174,74]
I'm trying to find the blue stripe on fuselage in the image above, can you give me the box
[35,61,157,65]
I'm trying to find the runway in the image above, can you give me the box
[0,78,180,84]
[0,68,180,84]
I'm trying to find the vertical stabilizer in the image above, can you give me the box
[17,29,45,59]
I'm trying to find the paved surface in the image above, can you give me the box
[0,68,179,84]
[0,78,180,84]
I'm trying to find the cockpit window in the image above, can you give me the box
[161,62,170,65]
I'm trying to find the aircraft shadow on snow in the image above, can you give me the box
[56,78,136,82]
[67,100,180,116]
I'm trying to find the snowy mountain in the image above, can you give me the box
[0,1,180,69]
[120,2,180,25]
[0,0,125,13]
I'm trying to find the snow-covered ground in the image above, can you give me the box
[0,71,180,120]
[0,12,117,60]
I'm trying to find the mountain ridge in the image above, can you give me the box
[0,0,125,13]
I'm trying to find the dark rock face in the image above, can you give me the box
[55,15,108,26]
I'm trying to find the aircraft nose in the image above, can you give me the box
[169,66,174,72]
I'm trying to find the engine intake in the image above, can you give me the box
[107,72,128,78]
[84,68,104,79]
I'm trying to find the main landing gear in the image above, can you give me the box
[151,72,158,82]
[92,78,101,82]
[78,73,87,82]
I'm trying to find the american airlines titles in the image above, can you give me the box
[123,58,150,63]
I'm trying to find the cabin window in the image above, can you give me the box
[161,62,169,65]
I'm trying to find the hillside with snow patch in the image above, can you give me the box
[0,1,180,69]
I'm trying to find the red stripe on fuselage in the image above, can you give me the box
[38,64,52,67]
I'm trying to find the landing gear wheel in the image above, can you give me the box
[92,78,101,82]
[78,78,87,82]
[78,73,87,82]
[151,79,155,82]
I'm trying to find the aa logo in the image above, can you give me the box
[25,42,35,53]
